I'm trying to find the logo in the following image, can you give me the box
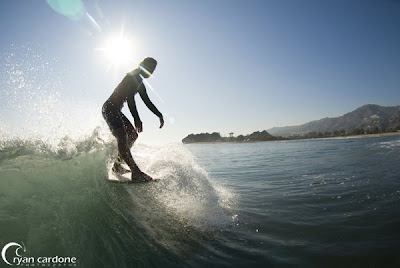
[1,242,77,266]
[1,242,26,265]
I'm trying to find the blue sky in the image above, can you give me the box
[0,0,399,144]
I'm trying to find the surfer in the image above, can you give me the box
[102,57,164,182]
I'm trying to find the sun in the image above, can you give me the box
[96,32,138,71]
[104,35,132,64]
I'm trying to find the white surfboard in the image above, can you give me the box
[107,164,158,183]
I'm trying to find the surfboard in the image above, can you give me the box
[107,165,158,183]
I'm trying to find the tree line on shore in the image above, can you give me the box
[182,127,398,144]
[182,130,279,143]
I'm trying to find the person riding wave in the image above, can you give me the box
[102,57,164,182]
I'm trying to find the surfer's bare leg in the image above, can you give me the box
[112,128,152,181]
[112,120,138,173]
[125,121,138,148]
[112,155,130,174]
[112,128,140,173]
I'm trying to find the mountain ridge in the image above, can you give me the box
[267,104,400,137]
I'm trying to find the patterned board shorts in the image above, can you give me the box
[102,101,130,131]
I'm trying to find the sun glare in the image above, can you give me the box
[104,36,131,63]
[96,32,138,70]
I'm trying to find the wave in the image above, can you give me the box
[375,137,400,150]
[0,129,237,267]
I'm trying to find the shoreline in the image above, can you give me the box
[183,132,400,145]
[329,132,400,139]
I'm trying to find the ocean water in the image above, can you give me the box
[1,134,400,267]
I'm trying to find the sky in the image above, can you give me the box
[0,0,399,144]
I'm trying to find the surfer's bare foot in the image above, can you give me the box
[131,171,153,182]
[112,163,131,174]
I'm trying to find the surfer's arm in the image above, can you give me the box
[139,86,164,129]
[127,96,143,132]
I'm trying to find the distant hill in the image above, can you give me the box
[268,104,400,137]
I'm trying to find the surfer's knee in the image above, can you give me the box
[127,132,138,146]
[117,137,129,150]
[113,128,127,140]
[124,123,137,144]
[113,128,129,148]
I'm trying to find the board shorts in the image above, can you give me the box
[102,101,130,131]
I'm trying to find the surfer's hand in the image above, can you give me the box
[159,116,164,129]
[135,120,143,133]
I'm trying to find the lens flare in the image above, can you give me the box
[46,0,85,21]
[139,74,165,103]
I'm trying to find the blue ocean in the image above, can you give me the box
[1,134,400,267]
